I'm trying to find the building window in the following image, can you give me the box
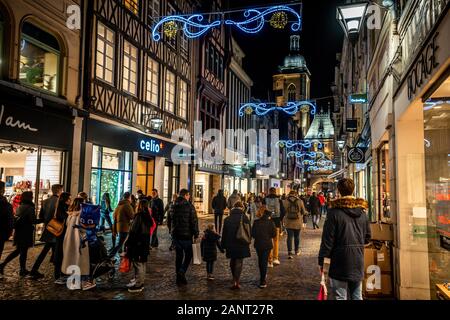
[146,56,159,105]
[122,40,138,95]
[96,22,115,84]
[181,33,189,57]
[148,0,160,27]
[166,4,176,48]
[164,70,176,113]
[288,83,296,101]
[0,11,4,75]
[19,22,60,94]
[178,80,188,119]
[124,0,139,15]
[136,156,155,196]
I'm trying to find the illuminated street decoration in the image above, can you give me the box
[278,139,323,149]
[239,101,316,117]
[302,159,333,166]
[288,151,318,159]
[152,5,302,41]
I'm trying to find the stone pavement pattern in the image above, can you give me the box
[0,216,324,300]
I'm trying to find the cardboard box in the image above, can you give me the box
[364,273,393,296]
[375,243,391,272]
[364,246,376,270]
[370,223,394,241]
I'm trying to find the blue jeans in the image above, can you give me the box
[286,229,300,254]
[206,261,214,274]
[312,214,320,228]
[174,239,193,274]
[330,278,363,300]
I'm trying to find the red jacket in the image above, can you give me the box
[318,195,326,206]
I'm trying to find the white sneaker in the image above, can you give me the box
[82,280,97,291]
[296,251,302,256]
[273,259,281,265]
[126,279,137,288]
[54,278,66,285]
[268,263,274,268]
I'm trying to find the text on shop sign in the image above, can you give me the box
[0,105,38,132]
[139,139,164,154]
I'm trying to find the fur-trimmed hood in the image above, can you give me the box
[329,196,368,218]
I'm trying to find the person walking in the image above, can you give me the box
[99,193,114,234]
[200,224,224,280]
[54,192,71,284]
[167,189,199,285]
[110,192,135,257]
[29,184,63,279]
[282,191,307,258]
[61,197,93,290]
[165,194,178,251]
[227,190,241,210]
[124,199,153,293]
[265,187,281,267]
[211,190,227,234]
[0,181,14,264]
[318,178,371,300]
[300,195,308,228]
[0,191,36,277]
[221,202,251,290]
[251,204,276,289]
[309,192,321,229]
[150,189,164,248]
[318,192,326,220]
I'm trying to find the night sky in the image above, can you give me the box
[229,0,345,109]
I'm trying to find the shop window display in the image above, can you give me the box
[90,145,132,209]
[136,157,154,196]
[423,80,450,297]
[19,22,60,94]
[377,142,391,221]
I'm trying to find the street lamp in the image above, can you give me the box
[336,2,368,44]
[337,140,346,151]
[143,112,163,132]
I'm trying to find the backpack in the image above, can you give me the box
[265,197,280,218]
[286,200,300,219]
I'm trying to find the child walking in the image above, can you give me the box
[200,224,224,280]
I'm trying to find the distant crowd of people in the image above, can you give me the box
[0,177,371,299]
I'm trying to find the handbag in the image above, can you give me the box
[119,256,131,273]
[236,213,251,244]
[46,206,65,237]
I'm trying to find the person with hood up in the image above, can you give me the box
[211,189,227,234]
[282,190,307,259]
[227,190,240,210]
[110,192,135,257]
[318,178,371,300]
[200,224,224,280]
[251,202,276,289]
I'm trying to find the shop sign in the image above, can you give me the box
[347,147,367,163]
[346,119,358,132]
[407,33,439,100]
[139,138,164,154]
[349,93,367,104]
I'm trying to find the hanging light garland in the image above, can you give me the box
[278,139,323,149]
[239,101,316,117]
[152,3,302,42]
[269,11,288,29]
[163,21,179,39]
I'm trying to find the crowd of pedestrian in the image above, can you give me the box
[0,177,370,300]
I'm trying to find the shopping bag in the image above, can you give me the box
[317,273,328,300]
[119,256,131,273]
[192,242,202,265]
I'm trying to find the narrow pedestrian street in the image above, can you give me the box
[0,216,323,300]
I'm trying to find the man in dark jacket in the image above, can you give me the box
[309,192,321,229]
[168,189,199,285]
[0,181,14,265]
[29,184,63,279]
[318,178,371,300]
[211,189,227,234]
[150,189,164,248]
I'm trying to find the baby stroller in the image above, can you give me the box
[79,204,116,282]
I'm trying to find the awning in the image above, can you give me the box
[327,168,346,180]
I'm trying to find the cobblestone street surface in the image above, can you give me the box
[0,216,324,300]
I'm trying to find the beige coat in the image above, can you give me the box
[282,196,306,230]
[62,210,90,276]
[113,200,135,234]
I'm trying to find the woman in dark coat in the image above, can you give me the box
[221,202,251,289]
[53,192,71,284]
[201,224,224,280]
[0,191,36,277]
[124,199,153,293]
[251,204,276,288]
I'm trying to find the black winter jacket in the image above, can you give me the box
[168,197,199,240]
[251,212,276,251]
[38,195,59,243]
[309,195,321,215]
[318,197,371,282]
[151,197,165,224]
[221,208,251,259]
[125,210,153,262]
[212,195,227,214]
[0,196,14,241]
[13,202,36,248]
[201,229,224,262]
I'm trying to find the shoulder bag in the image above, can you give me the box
[46,207,65,237]
[236,213,251,244]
